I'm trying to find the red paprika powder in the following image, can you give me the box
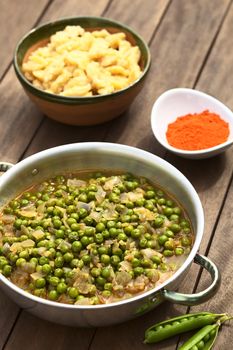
[166,110,229,151]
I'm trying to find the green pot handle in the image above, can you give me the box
[163,253,221,305]
[0,162,14,174]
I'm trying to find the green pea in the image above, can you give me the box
[42,264,52,275]
[2,264,12,276]
[34,288,46,297]
[118,233,127,241]
[109,228,118,238]
[165,229,174,238]
[121,215,131,223]
[101,254,111,265]
[101,267,111,279]
[164,240,174,250]
[19,250,29,260]
[91,267,101,277]
[82,255,91,265]
[163,207,173,216]
[158,235,168,245]
[14,219,23,229]
[54,268,63,278]
[173,207,181,215]
[98,246,109,255]
[170,223,181,233]
[84,227,95,236]
[163,250,174,257]
[54,256,64,268]
[111,255,121,266]
[80,236,89,246]
[175,247,184,256]
[152,255,161,265]
[96,223,105,232]
[48,290,58,300]
[102,230,110,239]
[181,236,192,247]
[67,218,77,226]
[35,278,46,288]
[139,238,148,248]
[111,247,122,256]
[145,190,156,199]
[63,252,74,263]
[59,242,70,253]
[57,282,67,294]
[72,241,82,252]
[106,221,116,229]
[16,258,26,267]
[39,256,49,265]
[170,214,180,223]
[96,276,106,286]
[130,229,141,239]
[134,266,144,276]
[157,198,166,205]
[141,259,152,267]
[132,258,141,267]
[166,200,174,207]
[68,287,78,299]
[102,290,111,298]
[78,208,88,218]
[154,216,164,227]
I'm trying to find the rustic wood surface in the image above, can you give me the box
[1,0,233,349]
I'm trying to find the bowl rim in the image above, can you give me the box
[151,88,233,156]
[0,142,204,310]
[13,16,151,105]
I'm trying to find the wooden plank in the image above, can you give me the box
[103,0,171,42]
[176,4,233,347]
[4,311,95,350]
[185,178,233,348]
[40,0,109,22]
[165,0,233,294]
[0,291,19,350]
[0,0,49,79]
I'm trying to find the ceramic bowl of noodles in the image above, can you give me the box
[14,16,151,126]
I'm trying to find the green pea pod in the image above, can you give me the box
[144,312,226,344]
[202,330,219,350]
[177,324,219,350]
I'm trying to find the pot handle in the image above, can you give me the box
[0,162,14,173]
[163,253,220,306]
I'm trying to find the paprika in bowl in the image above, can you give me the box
[151,88,233,159]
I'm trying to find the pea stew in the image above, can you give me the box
[0,172,194,305]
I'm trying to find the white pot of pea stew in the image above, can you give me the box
[0,143,220,327]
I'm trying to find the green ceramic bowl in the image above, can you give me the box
[14,16,151,126]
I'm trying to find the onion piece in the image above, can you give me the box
[95,186,106,203]
[1,215,15,224]
[67,178,86,188]
[134,207,156,221]
[103,176,121,190]
[32,230,45,240]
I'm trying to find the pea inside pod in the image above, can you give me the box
[178,323,219,350]
[178,313,232,350]
[144,312,227,344]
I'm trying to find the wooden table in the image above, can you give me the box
[1,0,233,349]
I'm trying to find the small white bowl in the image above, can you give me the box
[151,88,233,159]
